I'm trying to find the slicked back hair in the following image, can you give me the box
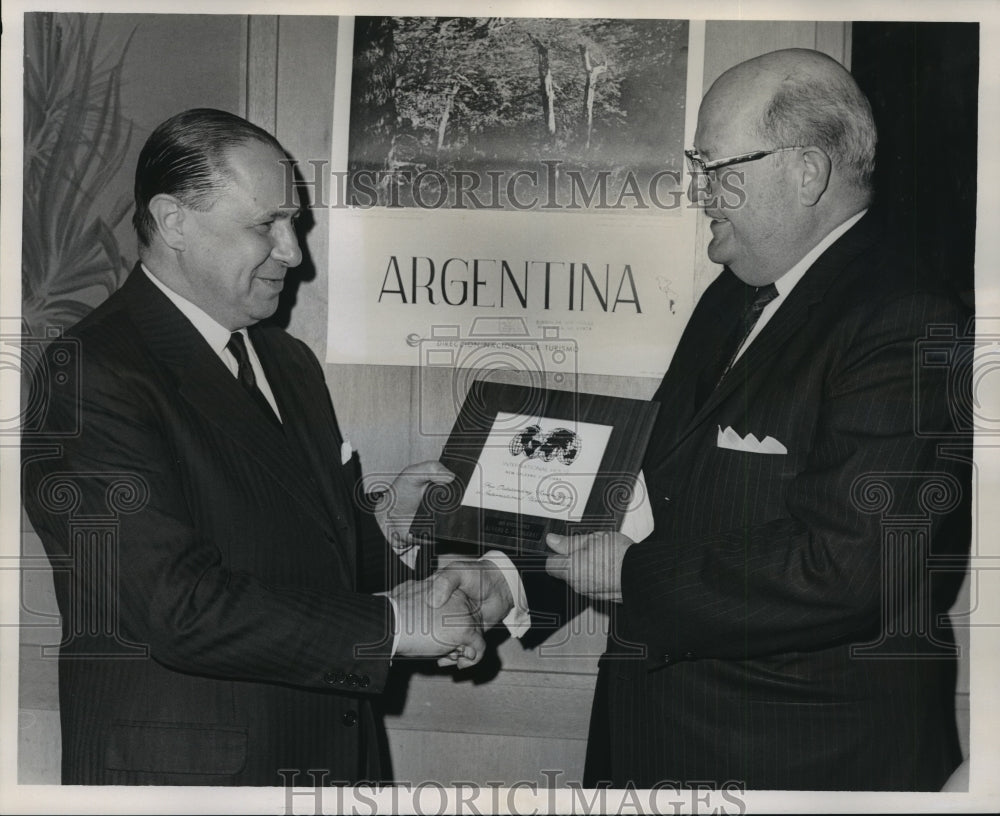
[132,108,284,247]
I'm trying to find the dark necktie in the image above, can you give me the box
[696,283,779,406]
[226,332,282,428]
[718,282,779,382]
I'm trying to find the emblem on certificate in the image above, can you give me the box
[423,380,659,554]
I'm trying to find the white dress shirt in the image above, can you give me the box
[142,264,282,420]
[731,209,868,365]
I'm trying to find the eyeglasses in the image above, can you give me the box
[684,146,804,177]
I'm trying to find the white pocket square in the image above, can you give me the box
[717,426,787,455]
[341,440,354,465]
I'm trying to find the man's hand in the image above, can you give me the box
[429,560,515,668]
[430,560,515,629]
[389,577,486,669]
[376,461,455,554]
[544,531,634,603]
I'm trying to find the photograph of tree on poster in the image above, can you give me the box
[347,16,689,212]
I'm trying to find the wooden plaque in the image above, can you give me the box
[423,380,660,555]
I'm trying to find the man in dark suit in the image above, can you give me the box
[21,108,487,786]
[434,48,972,790]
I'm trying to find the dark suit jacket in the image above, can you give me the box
[583,214,972,790]
[22,267,406,785]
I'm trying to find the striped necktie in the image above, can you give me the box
[696,282,779,407]
[718,282,779,383]
[226,332,282,428]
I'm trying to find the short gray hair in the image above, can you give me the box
[757,69,877,193]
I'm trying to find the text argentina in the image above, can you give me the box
[378,256,642,313]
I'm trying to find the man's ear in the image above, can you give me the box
[798,146,831,206]
[147,195,187,250]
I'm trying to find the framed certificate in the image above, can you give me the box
[423,380,659,554]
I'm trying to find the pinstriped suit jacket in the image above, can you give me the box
[23,267,405,785]
[584,214,972,790]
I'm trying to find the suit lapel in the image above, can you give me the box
[654,214,881,463]
[120,267,339,539]
[643,272,749,467]
[250,326,358,550]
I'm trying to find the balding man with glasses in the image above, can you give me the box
[574,46,972,791]
[435,47,973,791]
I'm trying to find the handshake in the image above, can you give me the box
[377,460,515,670]
[387,559,514,669]
[377,461,634,669]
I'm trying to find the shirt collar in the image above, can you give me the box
[141,263,238,356]
[773,209,867,297]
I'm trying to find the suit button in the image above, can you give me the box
[683,651,694,660]
[359,676,370,688]
[323,671,337,685]
[342,711,358,727]
[347,674,359,687]
[663,654,671,665]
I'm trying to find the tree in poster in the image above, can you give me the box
[348,17,397,174]
[348,17,688,209]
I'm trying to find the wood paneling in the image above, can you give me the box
[386,730,588,787]
[246,16,278,135]
[91,13,248,269]
[276,16,339,356]
[17,710,61,785]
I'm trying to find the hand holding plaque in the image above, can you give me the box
[428,381,659,555]
[375,461,456,559]
[544,530,635,603]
